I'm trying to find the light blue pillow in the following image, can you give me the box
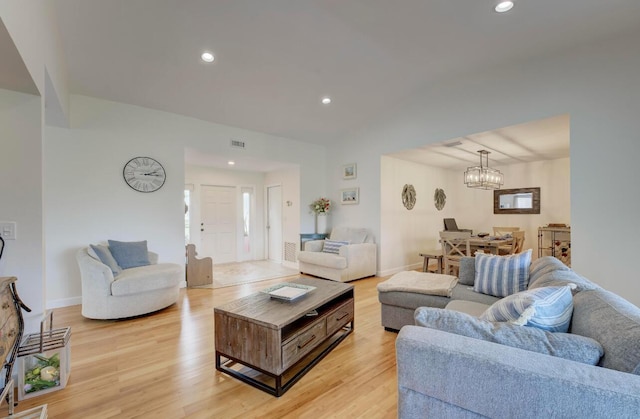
[479,284,575,333]
[89,244,122,276]
[473,249,532,297]
[322,239,349,254]
[414,307,602,365]
[107,240,150,269]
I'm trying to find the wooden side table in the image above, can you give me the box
[419,251,443,274]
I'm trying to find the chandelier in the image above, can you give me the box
[464,150,504,190]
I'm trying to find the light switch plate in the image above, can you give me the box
[0,222,17,240]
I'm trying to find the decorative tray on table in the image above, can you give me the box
[261,283,316,301]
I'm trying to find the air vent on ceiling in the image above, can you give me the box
[230,139,245,149]
[443,140,462,147]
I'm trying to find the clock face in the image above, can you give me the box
[123,157,166,193]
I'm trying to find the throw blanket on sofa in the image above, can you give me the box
[377,271,458,297]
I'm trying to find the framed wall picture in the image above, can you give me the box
[342,163,357,180]
[341,187,359,204]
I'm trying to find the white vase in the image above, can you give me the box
[315,213,328,234]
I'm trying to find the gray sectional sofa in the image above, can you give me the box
[393,256,640,418]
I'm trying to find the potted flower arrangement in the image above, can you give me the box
[310,197,331,215]
[310,197,331,233]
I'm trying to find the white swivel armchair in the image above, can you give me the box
[297,227,377,282]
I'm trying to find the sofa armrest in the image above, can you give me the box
[148,251,159,264]
[303,240,324,252]
[339,243,376,276]
[338,242,375,259]
[396,326,640,419]
[76,249,115,296]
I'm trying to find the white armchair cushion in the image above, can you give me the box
[331,227,368,244]
[111,263,183,296]
[297,251,347,269]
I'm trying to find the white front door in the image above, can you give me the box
[201,185,237,264]
[267,185,283,262]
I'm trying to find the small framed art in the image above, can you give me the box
[341,187,359,204]
[342,163,357,180]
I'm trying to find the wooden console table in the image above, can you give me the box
[0,277,39,417]
[299,233,329,250]
[214,277,354,396]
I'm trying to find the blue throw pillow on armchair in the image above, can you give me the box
[108,240,150,269]
[89,244,122,276]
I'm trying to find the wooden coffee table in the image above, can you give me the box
[214,277,354,396]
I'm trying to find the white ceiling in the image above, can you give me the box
[2,1,639,168]
[388,114,570,170]
[0,19,38,95]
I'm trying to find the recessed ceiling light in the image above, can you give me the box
[321,97,331,105]
[495,1,514,13]
[201,52,215,63]
[227,161,235,166]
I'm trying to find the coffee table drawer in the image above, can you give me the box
[326,299,354,336]
[282,318,326,370]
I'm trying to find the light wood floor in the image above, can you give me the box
[10,275,398,419]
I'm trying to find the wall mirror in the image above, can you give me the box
[493,187,540,214]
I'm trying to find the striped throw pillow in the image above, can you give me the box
[322,239,349,254]
[479,284,576,333]
[473,249,532,297]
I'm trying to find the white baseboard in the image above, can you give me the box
[47,296,81,309]
[377,262,422,278]
[283,260,298,270]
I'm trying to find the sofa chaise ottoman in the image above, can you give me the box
[378,257,500,331]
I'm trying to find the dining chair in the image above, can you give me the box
[492,226,520,236]
[443,218,473,234]
[439,231,471,276]
[498,230,525,255]
[512,230,525,254]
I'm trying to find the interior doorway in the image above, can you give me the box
[266,185,283,262]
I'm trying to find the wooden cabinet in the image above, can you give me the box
[538,226,571,267]
[214,278,354,396]
[299,233,328,250]
[0,277,34,417]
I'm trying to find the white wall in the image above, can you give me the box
[0,1,69,125]
[379,156,459,275]
[265,166,301,268]
[44,95,324,308]
[379,156,570,276]
[328,29,640,305]
[0,88,45,327]
[464,158,571,257]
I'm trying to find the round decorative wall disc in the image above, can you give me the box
[434,188,446,211]
[402,184,416,210]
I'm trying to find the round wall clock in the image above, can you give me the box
[123,157,166,193]
[402,184,416,210]
[434,188,446,211]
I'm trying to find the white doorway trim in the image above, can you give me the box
[266,184,283,263]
